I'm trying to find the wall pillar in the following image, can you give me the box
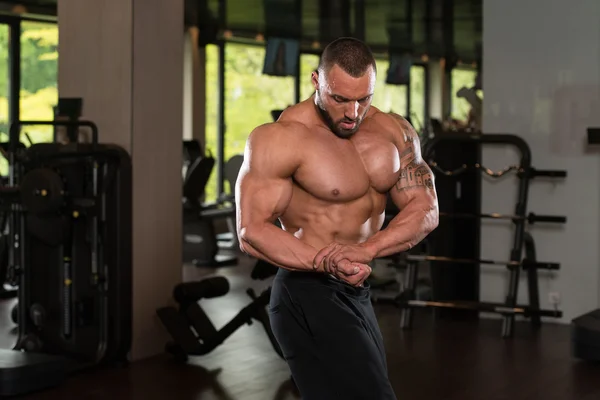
[58,0,184,360]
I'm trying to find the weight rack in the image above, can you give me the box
[397,133,566,338]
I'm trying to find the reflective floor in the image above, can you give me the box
[1,256,598,400]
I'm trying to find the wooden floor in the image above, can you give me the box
[1,256,599,400]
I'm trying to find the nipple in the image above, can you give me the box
[332,189,340,196]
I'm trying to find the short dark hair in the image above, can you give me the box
[318,37,377,77]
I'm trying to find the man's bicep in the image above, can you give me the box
[390,157,436,209]
[236,125,297,226]
[389,118,437,209]
[237,169,293,226]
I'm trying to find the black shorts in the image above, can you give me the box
[269,269,397,400]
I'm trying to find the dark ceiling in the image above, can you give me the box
[0,0,482,63]
[209,0,481,62]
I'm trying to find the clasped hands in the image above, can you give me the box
[312,242,375,287]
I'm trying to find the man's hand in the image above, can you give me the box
[313,242,376,273]
[312,243,375,286]
[315,258,372,287]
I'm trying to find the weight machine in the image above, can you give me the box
[0,119,132,397]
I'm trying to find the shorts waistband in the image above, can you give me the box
[274,268,370,299]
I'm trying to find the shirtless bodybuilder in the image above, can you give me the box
[236,37,439,400]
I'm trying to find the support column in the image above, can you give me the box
[427,59,451,121]
[58,0,184,360]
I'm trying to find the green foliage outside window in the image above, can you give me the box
[451,68,478,121]
[0,24,8,150]
[0,21,58,176]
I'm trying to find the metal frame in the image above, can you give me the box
[0,15,20,137]
[398,133,566,338]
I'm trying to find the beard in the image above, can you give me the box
[315,94,364,139]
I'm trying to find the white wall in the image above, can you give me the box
[481,0,600,323]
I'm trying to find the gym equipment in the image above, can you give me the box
[53,97,83,144]
[0,349,69,397]
[438,211,566,224]
[0,225,16,299]
[429,161,567,178]
[183,139,203,165]
[214,155,244,250]
[405,254,559,270]
[0,176,16,300]
[182,153,237,267]
[571,309,600,362]
[0,119,132,398]
[156,262,282,363]
[271,109,284,121]
[395,133,566,338]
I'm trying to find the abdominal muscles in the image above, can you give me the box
[279,185,387,250]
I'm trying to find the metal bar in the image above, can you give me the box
[400,260,418,329]
[423,134,533,164]
[438,211,566,224]
[404,0,413,119]
[8,19,20,144]
[502,131,531,337]
[216,0,226,197]
[503,130,534,338]
[405,255,560,270]
[13,120,99,145]
[429,162,519,178]
[294,46,301,104]
[523,232,541,328]
[529,168,567,178]
[293,0,302,104]
[397,299,562,318]
[423,62,430,127]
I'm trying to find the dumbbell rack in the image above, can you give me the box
[396,133,567,338]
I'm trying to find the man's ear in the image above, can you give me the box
[311,70,319,92]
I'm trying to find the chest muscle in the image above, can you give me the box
[293,133,399,201]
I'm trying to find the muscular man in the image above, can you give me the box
[236,37,439,399]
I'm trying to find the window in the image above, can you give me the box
[205,43,297,201]
[0,24,8,175]
[451,67,478,121]
[204,44,219,203]
[409,65,426,134]
[300,53,319,101]
[19,20,58,144]
[372,59,407,116]
[223,43,294,190]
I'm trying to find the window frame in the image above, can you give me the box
[0,13,57,147]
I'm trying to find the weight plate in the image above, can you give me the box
[20,168,64,214]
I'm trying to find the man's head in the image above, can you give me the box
[312,37,377,138]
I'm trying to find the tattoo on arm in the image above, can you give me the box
[395,141,434,192]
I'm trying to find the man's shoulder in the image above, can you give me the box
[248,120,310,154]
[368,109,411,130]
[250,120,309,141]
[251,104,313,143]
[365,109,414,145]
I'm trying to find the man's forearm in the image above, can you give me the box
[239,223,318,271]
[362,200,438,259]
